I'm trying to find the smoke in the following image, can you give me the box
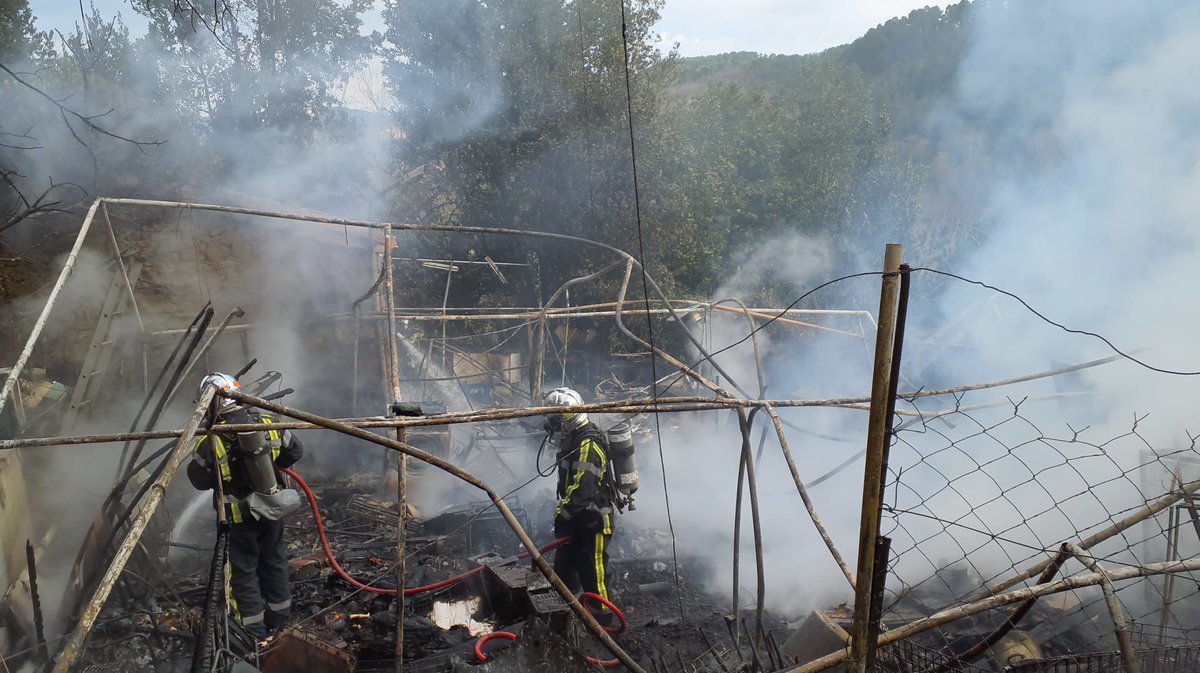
[10,0,1200,640]
[915,0,1200,621]
[888,0,1200,620]
[618,0,1200,620]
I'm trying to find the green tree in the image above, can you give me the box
[644,58,888,301]
[0,0,52,61]
[135,0,375,135]
[382,0,676,313]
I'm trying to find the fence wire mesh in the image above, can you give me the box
[876,390,1200,670]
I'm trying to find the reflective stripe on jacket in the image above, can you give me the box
[555,424,614,534]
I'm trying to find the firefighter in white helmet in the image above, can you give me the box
[543,387,617,625]
[186,372,304,638]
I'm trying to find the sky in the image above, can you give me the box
[31,0,950,57]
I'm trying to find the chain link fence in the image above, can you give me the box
[874,390,1200,671]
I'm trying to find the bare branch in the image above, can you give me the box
[1,175,87,235]
[0,60,164,149]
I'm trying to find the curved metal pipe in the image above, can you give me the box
[101,198,753,398]
[163,305,246,407]
[532,259,627,398]
[732,408,767,645]
[113,302,210,488]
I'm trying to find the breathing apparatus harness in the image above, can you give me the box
[540,417,640,513]
[202,368,302,522]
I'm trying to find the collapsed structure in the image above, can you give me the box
[2,198,1199,673]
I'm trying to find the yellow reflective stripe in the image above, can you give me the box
[558,438,593,509]
[225,559,239,620]
[204,434,233,482]
[216,437,231,482]
[264,417,282,459]
[593,533,608,601]
[229,501,243,523]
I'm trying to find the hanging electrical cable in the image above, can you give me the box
[615,0,686,622]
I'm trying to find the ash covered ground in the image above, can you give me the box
[76,466,796,673]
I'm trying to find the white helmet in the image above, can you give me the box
[199,372,240,407]
[542,387,587,432]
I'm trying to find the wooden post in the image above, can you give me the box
[383,226,408,672]
[849,243,902,673]
[1159,470,1182,642]
[52,388,215,672]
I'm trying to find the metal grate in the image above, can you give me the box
[528,589,570,614]
[876,638,994,673]
[345,494,424,534]
[1006,645,1200,673]
[678,644,743,673]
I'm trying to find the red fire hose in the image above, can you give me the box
[473,630,518,662]
[473,592,628,668]
[281,467,568,596]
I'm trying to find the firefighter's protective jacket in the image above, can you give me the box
[554,422,614,534]
[186,411,303,523]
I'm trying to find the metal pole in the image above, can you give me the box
[849,243,902,673]
[52,387,215,673]
[0,199,101,419]
[969,475,1200,602]
[1159,472,1182,643]
[440,261,452,372]
[101,201,145,332]
[383,225,407,672]
[1066,543,1140,673]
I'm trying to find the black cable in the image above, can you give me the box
[190,524,228,673]
[118,305,215,491]
[617,0,684,622]
[534,432,558,478]
[696,271,884,368]
[609,270,884,432]
[109,439,177,494]
[912,267,1200,376]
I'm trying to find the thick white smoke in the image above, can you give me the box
[624,0,1200,620]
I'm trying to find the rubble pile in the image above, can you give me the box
[76,468,798,672]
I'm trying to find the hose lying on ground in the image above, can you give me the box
[281,467,569,596]
[474,592,628,668]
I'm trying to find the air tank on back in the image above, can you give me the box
[606,421,638,510]
[225,406,280,495]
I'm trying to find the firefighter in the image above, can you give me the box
[186,372,304,639]
[543,387,617,626]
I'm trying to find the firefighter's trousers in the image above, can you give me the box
[228,517,291,636]
[553,530,613,618]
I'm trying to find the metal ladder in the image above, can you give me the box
[58,261,142,435]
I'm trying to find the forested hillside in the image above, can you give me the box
[0,0,988,316]
[655,1,982,300]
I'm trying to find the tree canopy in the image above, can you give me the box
[1,0,993,309]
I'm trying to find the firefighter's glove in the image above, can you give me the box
[554,517,571,540]
[577,510,605,535]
